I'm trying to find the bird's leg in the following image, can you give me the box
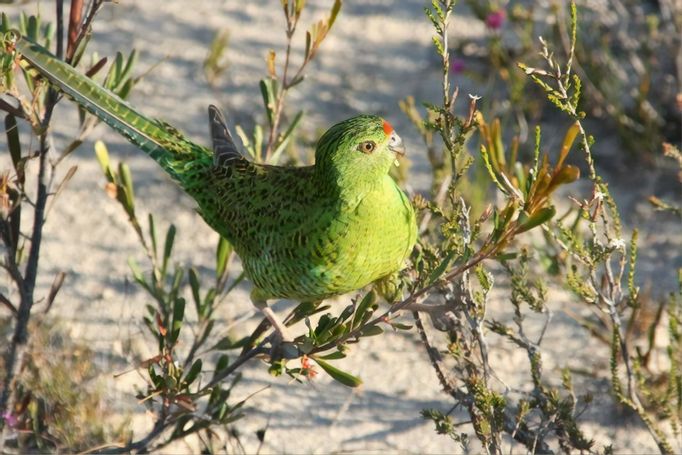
[251,297,300,359]
[250,288,294,343]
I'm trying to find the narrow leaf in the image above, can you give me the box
[5,115,21,174]
[352,291,377,328]
[183,359,203,386]
[517,206,556,233]
[360,325,384,337]
[427,251,456,285]
[549,165,580,190]
[319,351,346,360]
[216,236,232,278]
[328,0,342,29]
[556,122,580,170]
[162,224,176,277]
[189,267,201,313]
[170,297,186,344]
[148,213,158,260]
[312,357,362,387]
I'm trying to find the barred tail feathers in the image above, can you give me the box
[15,36,209,179]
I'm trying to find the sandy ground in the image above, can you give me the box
[2,0,681,453]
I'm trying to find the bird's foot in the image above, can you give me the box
[267,329,301,359]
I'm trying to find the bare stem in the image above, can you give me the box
[0,3,66,448]
[264,11,298,161]
[0,89,57,453]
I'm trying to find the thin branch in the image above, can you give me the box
[104,339,268,454]
[0,98,27,119]
[0,293,17,316]
[0,2,65,449]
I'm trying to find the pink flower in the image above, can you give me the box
[450,57,465,74]
[2,411,18,429]
[485,9,506,30]
[300,355,318,379]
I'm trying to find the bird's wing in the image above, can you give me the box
[208,105,244,166]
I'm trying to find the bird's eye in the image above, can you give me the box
[358,141,376,154]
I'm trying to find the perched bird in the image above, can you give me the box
[14,36,417,341]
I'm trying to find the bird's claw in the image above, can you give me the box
[267,330,301,359]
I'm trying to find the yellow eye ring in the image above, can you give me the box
[358,141,376,154]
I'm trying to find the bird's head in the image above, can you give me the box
[314,114,405,190]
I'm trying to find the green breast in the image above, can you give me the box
[190,160,415,301]
[206,172,415,300]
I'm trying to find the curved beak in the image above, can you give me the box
[389,135,406,157]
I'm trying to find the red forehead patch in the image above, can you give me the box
[382,119,394,135]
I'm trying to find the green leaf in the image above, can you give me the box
[475,265,493,292]
[170,267,184,298]
[128,257,144,284]
[312,357,362,387]
[517,206,556,233]
[148,213,158,260]
[259,79,278,127]
[494,252,518,262]
[71,33,91,67]
[254,124,263,160]
[216,236,231,278]
[213,354,230,380]
[235,125,254,158]
[27,15,38,41]
[189,267,201,314]
[1,14,9,34]
[287,300,329,326]
[117,78,134,100]
[162,224,176,277]
[170,297,186,344]
[183,359,202,386]
[424,6,439,29]
[319,351,346,360]
[314,314,334,337]
[352,291,376,328]
[360,325,383,337]
[110,51,124,89]
[270,110,303,164]
[328,0,342,29]
[431,35,444,56]
[203,288,217,310]
[480,145,508,195]
[339,303,354,321]
[295,0,306,17]
[18,13,27,36]
[427,250,456,285]
[118,162,135,210]
[120,49,138,86]
[304,30,312,60]
[94,141,114,182]
[389,322,412,331]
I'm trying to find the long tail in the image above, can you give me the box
[14,35,211,181]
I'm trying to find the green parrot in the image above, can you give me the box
[12,36,417,342]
